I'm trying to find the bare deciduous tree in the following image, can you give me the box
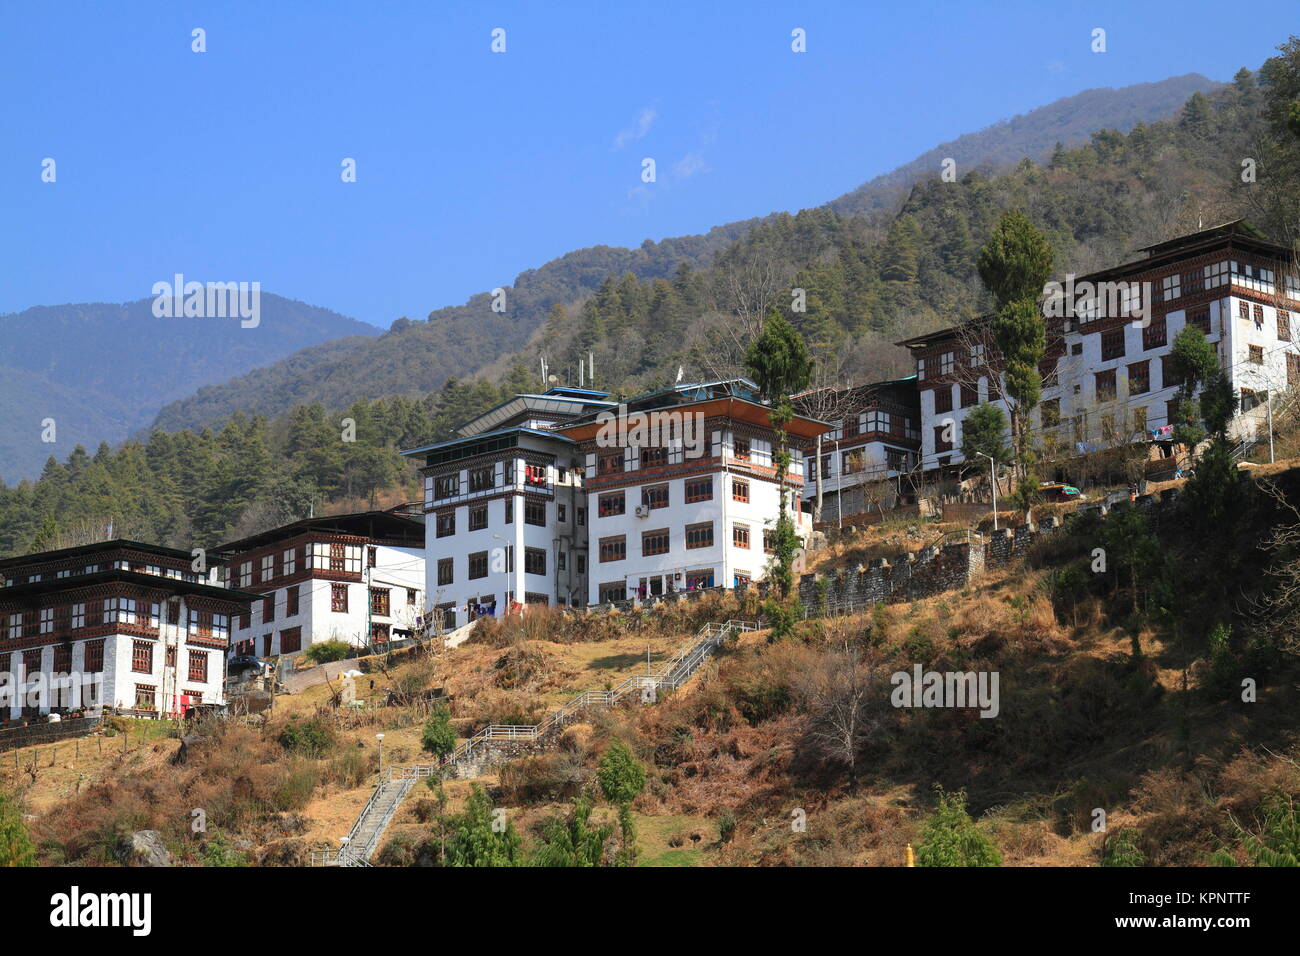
[793,638,887,784]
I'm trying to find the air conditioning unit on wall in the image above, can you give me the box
[634,505,649,518]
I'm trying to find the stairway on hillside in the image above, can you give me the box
[311,618,756,866]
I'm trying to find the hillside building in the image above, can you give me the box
[217,510,425,659]
[0,540,257,719]
[898,220,1300,471]
[554,379,830,603]
[795,377,922,523]
[401,387,617,625]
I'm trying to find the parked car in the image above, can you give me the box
[1039,482,1085,503]
[228,654,265,676]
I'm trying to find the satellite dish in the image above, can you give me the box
[548,375,558,384]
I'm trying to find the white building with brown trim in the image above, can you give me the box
[0,540,257,719]
[216,511,425,659]
[554,379,829,604]
[401,387,617,625]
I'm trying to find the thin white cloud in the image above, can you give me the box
[612,107,657,150]
[673,151,708,179]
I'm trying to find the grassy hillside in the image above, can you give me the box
[13,459,1300,867]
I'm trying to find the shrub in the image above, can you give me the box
[1101,828,1146,867]
[201,829,248,867]
[303,640,354,665]
[915,788,1002,867]
[0,793,36,867]
[278,716,335,757]
[377,832,418,867]
[421,707,457,758]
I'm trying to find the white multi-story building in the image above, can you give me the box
[402,387,617,624]
[795,377,922,523]
[554,379,828,603]
[1050,220,1300,449]
[899,220,1300,470]
[0,540,257,718]
[217,511,425,658]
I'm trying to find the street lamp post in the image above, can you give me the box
[977,452,998,531]
[376,733,385,775]
[493,532,520,615]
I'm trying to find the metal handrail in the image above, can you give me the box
[314,618,756,867]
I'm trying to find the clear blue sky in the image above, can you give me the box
[1,0,1293,327]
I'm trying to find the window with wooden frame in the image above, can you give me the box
[1143,316,1167,350]
[1249,345,1265,365]
[167,600,180,625]
[842,414,860,438]
[53,643,71,673]
[263,594,275,623]
[939,351,955,375]
[524,548,546,576]
[188,650,208,684]
[134,685,157,711]
[166,645,176,669]
[469,505,488,531]
[524,499,546,526]
[469,466,494,492]
[1253,303,1265,328]
[599,536,627,563]
[282,547,297,576]
[731,478,749,503]
[641,529,669,556]
[732,438,751,461]
[763,530,775,554]
[1279,310,1292,342]
[468,551,489,580]
[84,640,104,672]
[524,463,547,488]
[640,446,668,468]
[599,582,627,603]
[685,522,713,550]
[959,382,978,408]
[1095,369,1117,402]
[370,588,390,616]
[330,583,348,613]
[260,554,274,582]
[933,425,953,453]
[406,588,417,605]
[1188,305,1212,334]
[1128,361,1150,395]
[280,627,302,654]
[1101,327,1126,361]
[436,511,456,538]
[369,623,390,643]
[641,484,669,510]
[286,585,300,617]
[598,491,625,517]
[438,558,454,586]
[933,387,953,414]
[132,640,153,674]
[598,452,624,476]
[1289,353,1300,387]
[434,474,460,499]
[733,524,751,549]
[684,477,712,502]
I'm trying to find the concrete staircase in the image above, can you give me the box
[311,618,756,867]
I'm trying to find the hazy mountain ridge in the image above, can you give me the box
[829,74,1221,218]
[0,294,377,483]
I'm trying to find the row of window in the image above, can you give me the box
[4,560,202,588]
[235,542,368,587]
[435,547,566,586]
[430,463,552,501]
[6,603,229,641]
[597,522,775,561]
[130,641,210,682]
[436,498,576,537]
[7,639,105,674]
[917,343,986,382]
